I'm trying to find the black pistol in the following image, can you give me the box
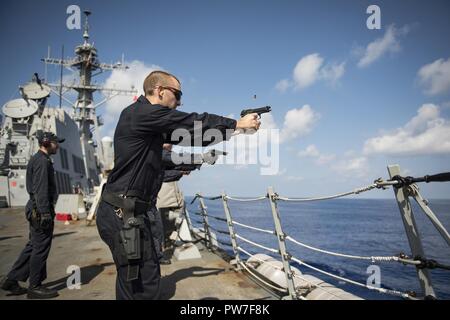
[210,149,228,157]
[240,106,271,118]
[201,149,228,165]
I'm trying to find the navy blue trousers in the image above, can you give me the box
[96,200,161,300]
[7,204,54,288]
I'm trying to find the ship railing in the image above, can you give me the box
[188,164,450,300]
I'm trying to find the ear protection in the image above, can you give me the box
[36,130,51,147]
[41,136,51,148]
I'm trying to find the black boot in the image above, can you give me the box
[27,285,59,299]
[1,278,27,295]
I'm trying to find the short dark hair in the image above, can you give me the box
[143,71,180,96]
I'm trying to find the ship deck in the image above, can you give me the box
[0,207,273,300]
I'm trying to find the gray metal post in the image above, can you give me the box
[198,196,212,250]
[221,192,242,270]
[184,207,194,233]
[6,174,11,208]
[387,165,436,298]
[267,186,298,300]
[409,186,450,247]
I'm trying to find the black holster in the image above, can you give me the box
[102,191,148,281]
[120,216,143,261]
[28,198,54,230]
[30,208,41,229]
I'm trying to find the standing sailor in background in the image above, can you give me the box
[96,70,260,299]
[156,170,187,265]
[156,144,199,264]
[1,131,63,299]
[156,145,223,264]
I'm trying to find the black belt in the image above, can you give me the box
[101,191,149,216]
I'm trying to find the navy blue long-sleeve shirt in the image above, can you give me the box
[105,95,236,202]
[26,150,57,213]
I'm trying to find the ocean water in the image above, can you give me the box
[185,197,450,300]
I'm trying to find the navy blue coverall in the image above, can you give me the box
[7,150,57,288]
[96,95,236,299]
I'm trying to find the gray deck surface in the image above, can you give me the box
[0,207,273,300]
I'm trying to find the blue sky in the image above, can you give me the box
[1,0,450,198]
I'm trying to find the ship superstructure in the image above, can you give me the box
[0,11,136,207]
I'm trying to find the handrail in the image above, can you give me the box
[225,195,268,202]
[290,256,415,299]
[285,235,421,265]
[233,220,276,235]
[188,166,449,300]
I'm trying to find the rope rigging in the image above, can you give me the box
[225,195,268,202]
[206,224,231,235]
[275,182,380,202]
[232,220,276,235]
[187,171,450,299]
[190,194,222,204]
[285,235,422,266]
[415,256,450,271]
[189,172,450,204]
[392,172,450,188]
[205,214,228,222]
[290,256,416,299]
[235,234,279,254]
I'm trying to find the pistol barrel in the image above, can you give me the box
[240,106,271,117]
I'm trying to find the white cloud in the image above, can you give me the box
[276,53,345,92]
[286,175,304,181]
[275,79,292,93]
[176,106,313,174]
[293,54,324,89]
[100,113,119,138]
[260,112,278,130]
[233,164,249,170]
[51,71,79,105]
[321,61,346,85]
[363,104,450,155]
[332,156,369,178]
[298,146,368,177]
[226,112,278,153]
[298,144,320,157]
[280,105,320,142]
[298,144,336,165]
[417,57,450,95]
[62,71,79,87]
[196,111,280,175]
[98,60,162,137]
[316,154,337,165]
[103,60,162,115]
[344,150,357,157]
[197,106,319,175]
[357,24,409,68]
[224,107,318,164]
[195,106,318,175]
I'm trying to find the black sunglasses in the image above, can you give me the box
[159,86,182,101]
